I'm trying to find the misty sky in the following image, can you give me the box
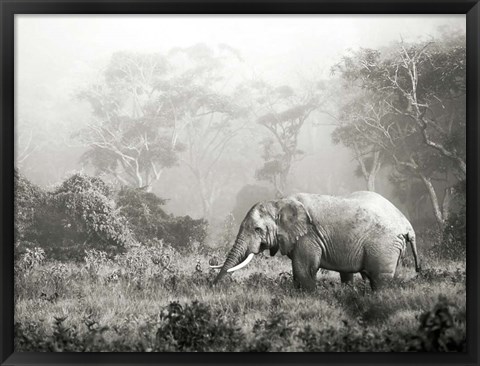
[14,15,465,217]
[16,15,464,105]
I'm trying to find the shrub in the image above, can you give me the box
[155,301,244,351]
[164,215,208,251]
[116,186,170,243]
[245,313,296,352]
[14,170,47,258]
[35,173,133,261]
[114,244,176,288]
[84,249,112,277]
[15,315,110,352]
[15,247,45,272]
[117,186,208,251]
[411,296,466,351]
[297,323,412,352]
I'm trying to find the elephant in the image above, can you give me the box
[211,191,421,291]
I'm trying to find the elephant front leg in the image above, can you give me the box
[291,240,321,291]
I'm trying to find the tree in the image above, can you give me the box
[77,45,250,218]
[332,90,391,191]
[76,52,182,190]
[166,44,249,218]
[333,30,466,229]
[15,119,47,170]
[247,81,327,197]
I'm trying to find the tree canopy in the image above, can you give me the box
[332,30,466,228]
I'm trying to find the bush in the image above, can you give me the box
[164,215,208,251]
[245,313,296,351]
[410,296,466,351]
[114,244,176,289]
[15,247,45,272]
[297,323,412,352]
[35,173,133,261]
[155,301,244,351]
[117,186,208,251]
[14,170,47,257]
[15,315,110,352]
[116,186,170,243]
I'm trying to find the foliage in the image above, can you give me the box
[162,44,249,218]
[116,186,208,250]
[76,52,182,188]
[116,186,170,243]
[411,296,466,351]
[114,244,177,290]
[14,240,465,352]
[15,172,208,261]
[76,45,249,219]
[35,173,133,260]
[84,249,113,278]
[155,301,244,351]
[14,169,47,257]
[246,81,327,196]
[15,247,46,273]
[165,215,208,252]
[332,30,466,228]
[14,293,466,352]
[331,90,388,191]
[246,313,296,351]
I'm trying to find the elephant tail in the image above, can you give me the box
[406,232,421,272]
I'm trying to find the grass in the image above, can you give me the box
[14,244,466,352]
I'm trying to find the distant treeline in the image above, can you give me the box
[14,170,208,261]
[15,168,464,263]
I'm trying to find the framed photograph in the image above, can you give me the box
[1,1,479,365]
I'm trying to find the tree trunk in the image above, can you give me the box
[197,174,212,219]
[418,173,445,230]
[367,174,375,192]
[360,151,381,192]
[442,187,454,223]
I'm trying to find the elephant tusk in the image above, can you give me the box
[209,264,223,269]
[227,253,255,273]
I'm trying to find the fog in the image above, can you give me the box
[15,15,465,222]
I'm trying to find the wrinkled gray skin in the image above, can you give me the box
[213,191,421,291]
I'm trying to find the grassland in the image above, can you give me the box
[14,241,466,352]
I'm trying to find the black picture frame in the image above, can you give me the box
[1,1,479,365]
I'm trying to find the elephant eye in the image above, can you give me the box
[255,227,263,234]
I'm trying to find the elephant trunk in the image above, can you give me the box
[213,236,249,284]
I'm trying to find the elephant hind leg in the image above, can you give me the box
[339,272,354,284]
[364,246,401,291]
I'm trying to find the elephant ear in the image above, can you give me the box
[277,199,312,255]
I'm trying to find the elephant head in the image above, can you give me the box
[211,201,280,284]
[211,198,313,284]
